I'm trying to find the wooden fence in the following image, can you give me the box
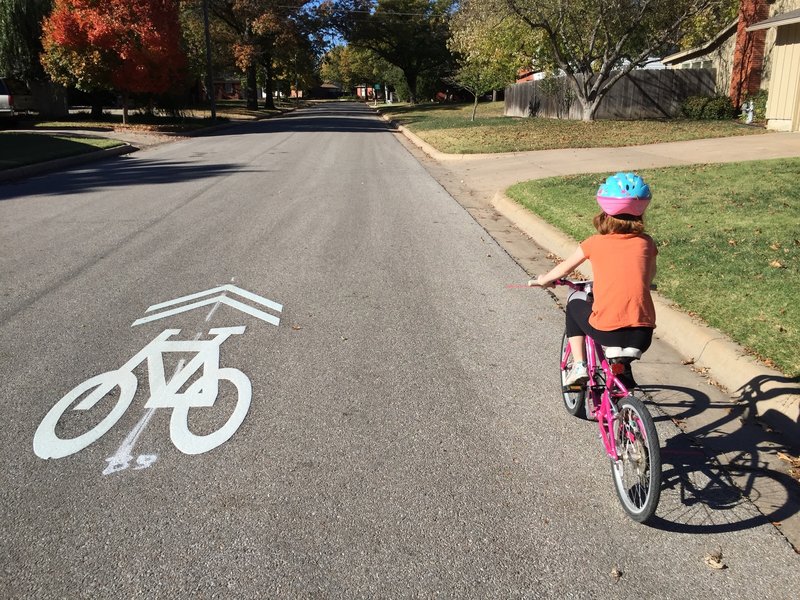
[505,69,717,120]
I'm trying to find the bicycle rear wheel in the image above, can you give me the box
[609,394,661,523]
[560,332,587,418]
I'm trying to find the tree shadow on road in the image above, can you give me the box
[638,384,799,540]
[0,156,256,200]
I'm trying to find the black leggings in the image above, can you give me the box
[566,298,653,352]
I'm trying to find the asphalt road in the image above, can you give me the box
[1,103,797,598]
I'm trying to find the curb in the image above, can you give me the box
[492,191,799,439]
[378,111,473,162]
[0,144,136,183]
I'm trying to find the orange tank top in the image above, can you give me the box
[579,233,657,331]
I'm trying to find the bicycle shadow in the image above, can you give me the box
[733,374,800,440]
[638,384,800,535]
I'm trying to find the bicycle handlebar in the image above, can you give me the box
[528,278,656,292]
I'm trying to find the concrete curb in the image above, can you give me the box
[0,143,136,183]
[378,112,476,162]
[492,191,799,439]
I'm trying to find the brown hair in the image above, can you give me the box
[593,212,645,235]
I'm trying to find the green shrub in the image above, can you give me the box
[681,95,736,120]
[741,89,769,121]
[681,95,708,119]
[702,95,736,119]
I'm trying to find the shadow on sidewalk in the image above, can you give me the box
[639,384,799,538]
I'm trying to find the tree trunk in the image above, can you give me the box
[405,71,418,104]
[471,93,479,121]
[122,91,129,125]
[263,56,276,110]
[580,96,602,121]
[246,63,258,110]
[91,91,104,118]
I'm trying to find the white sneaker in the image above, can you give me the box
[564,362,589,386]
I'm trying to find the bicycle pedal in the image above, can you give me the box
[562,384,584,392]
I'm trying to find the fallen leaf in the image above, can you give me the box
[610,567,623,581]
[704,546,727,570]
[769,260,784,268]
[770,243,781,250]
[291,324,302,331]
[728,239,737,246]
[682,358,695,365]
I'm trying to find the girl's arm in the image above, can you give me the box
[528,246,587,288]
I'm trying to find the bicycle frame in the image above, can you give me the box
[143,327,245,409]
[555,276,645,462]
[560,327,633,462]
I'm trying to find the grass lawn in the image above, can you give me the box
[506,158,800,378]
[23,100,297,132]
[379,101,765,154]
[0,132,124,170]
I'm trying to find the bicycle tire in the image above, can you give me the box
[33,370,138,459]
[169,367,252,455]
[609,393,662,523]
[560,332,587,418]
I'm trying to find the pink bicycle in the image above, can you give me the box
[554,279,662,523]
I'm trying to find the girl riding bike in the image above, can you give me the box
[528,172,658,388]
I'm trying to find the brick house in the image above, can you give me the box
[663,0,800,131]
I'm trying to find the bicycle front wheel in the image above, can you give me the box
[609,394,661,523]
[560,332,586,418]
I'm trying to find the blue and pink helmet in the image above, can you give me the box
[596,172,652,216]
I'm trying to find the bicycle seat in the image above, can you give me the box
[604,346,642,360]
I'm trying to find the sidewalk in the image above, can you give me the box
[388,116,800,549]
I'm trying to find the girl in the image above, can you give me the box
[528,172,657,386]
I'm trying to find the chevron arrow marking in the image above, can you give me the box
[131,285,282,327]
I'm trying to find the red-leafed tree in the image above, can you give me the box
[41,0,186,123]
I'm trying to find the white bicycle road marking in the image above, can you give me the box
[34,327,252,460]
[102,349,193,475]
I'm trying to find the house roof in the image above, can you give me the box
[662,20,738,65]
[747,8,800,31]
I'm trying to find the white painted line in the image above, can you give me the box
[131,295,280,327]
[205,298,222,322]
[146,284,282,314]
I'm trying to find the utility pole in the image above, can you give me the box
[202,0,217,122]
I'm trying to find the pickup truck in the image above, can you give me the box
[0,78,36,118]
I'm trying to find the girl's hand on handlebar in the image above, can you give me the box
[527,275,554,288]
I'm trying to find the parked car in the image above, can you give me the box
[0,77,36,118]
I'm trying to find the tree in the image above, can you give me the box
[333,0,456,104]
[0,0,52,81]
[209,0,316,109]
[320,44,395,97]
[41,0,187,123]
[448,0,537,120]
[679,0,739,50]
[503,0,737,121]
